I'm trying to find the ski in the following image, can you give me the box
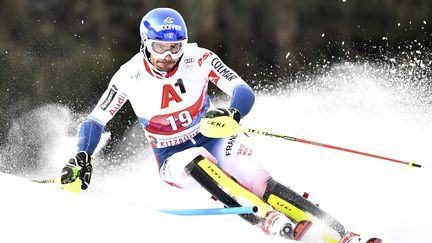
[186,155,382,242]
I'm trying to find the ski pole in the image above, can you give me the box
[239,126,423,169]
[156,206,258,216]
[199,116,423,168]
[31,178,58,183]
[30,176,257,216]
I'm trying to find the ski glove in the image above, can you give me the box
[203,107,241,123]
[200,107,242,138]
[60,151,93,192]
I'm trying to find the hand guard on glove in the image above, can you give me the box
[203,107,241,123]
[200,107,242,138]
[60,151,93,192]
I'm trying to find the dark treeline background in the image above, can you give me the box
[0,0,431,148]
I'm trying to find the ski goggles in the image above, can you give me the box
[145,39,187,59]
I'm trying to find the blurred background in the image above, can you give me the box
[0,0,431,160]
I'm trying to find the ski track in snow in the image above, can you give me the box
[0,63,431,243]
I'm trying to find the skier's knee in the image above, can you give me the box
[159,147,215,189]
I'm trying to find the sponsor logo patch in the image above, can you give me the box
[163,17,174,24]
[184,58,195,64]
[208,70,220,85]
[148,135,158,145]
[211,57,238,81]
[100,85,118,110]
[155,24,182,32]
[225,134,237,156]
[237,144,253,156]
[198,52,213,66]
[108,94,126,116]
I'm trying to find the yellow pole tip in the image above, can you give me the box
[408,160,424,169]
[408,160,414,168]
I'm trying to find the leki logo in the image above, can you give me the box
[164,17,174,24]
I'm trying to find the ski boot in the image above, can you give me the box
[340,231,383,243]
[260,210,312,240]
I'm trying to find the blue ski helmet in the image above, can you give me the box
[140,8,188,59]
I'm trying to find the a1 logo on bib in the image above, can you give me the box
[161,79,186,109]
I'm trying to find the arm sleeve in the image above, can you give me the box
[230,84,255,117]
[196,48,255,117]
[76,61,131,155]
[77,118,104,155]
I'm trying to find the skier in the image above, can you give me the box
[59,7,376,242]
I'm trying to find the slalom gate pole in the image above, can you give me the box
[239,126,423,169]
[157,206,258,216]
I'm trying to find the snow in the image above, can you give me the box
[0,172,278,243]
[1,63,431,242]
